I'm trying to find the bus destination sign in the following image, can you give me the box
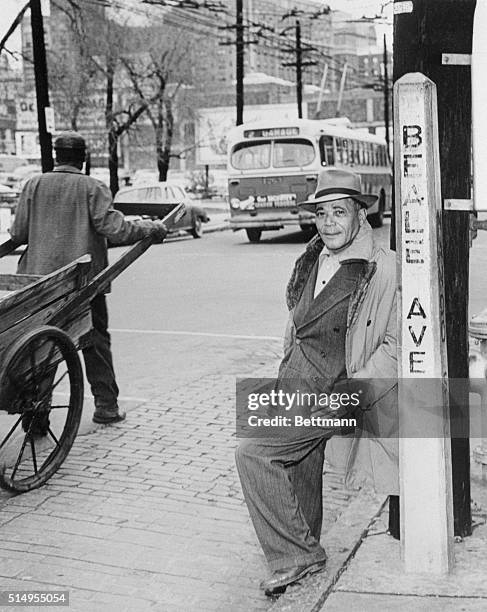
[243,127,299,139]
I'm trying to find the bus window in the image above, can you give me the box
[231,141,271,170]
[319,135,335,166]
[359,142,365,165]
[370,143,377,166]
[364,143,370,166]
[352,141,360,165]
[341,139,349,164]
[348,141,355,164]
[273,139,315,167]
[335,139,342,163]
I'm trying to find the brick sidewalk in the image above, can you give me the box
[0,373,359,612]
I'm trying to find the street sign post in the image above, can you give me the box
[395,73,454,574]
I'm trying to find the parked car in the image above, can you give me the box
[132,169,158,185]
[89,168,110,187]
[113,182,209,238]
[0,184,19,209]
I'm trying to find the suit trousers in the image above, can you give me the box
[235,427,332,571]
[82,294,119,414]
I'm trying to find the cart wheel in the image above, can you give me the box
[0,326,83,493]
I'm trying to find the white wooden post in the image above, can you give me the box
[394,73,454,574]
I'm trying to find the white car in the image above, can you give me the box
[113,182,209,238]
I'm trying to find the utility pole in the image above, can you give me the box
[236,0,244,126]
[383,34,391,161]
[296,21,303,119]
[220,0,264,125]
[336,62,348,115]
[393,0,476,538]
[314,63,328,118]
[30,0,53,172]
[282,20,317,119]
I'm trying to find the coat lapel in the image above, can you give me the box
[286,235,323,310]
[295,262,362,332]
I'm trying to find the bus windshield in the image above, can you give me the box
[273,139,315,167]
[230,138,315,170]
[231,141,271,170]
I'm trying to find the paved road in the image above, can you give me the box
[2,219,484,611]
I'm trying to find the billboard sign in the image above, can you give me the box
[196,103,307,166]
[16,95,37,131]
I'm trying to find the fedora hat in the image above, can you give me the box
[299,168,378,212]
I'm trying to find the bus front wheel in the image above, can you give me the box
[246,229,262,242]
[368,191,385,228]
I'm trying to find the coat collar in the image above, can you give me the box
[286,222,375,311]
[53,165,83,174]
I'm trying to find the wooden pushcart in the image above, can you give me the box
[0,236,154,494]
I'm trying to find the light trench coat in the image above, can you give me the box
[284,223,399,495]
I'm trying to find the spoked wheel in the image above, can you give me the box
[0,326,83,493]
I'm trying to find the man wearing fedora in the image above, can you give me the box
[236,168,398,595]
[10,131,168,426]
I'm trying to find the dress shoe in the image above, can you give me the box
[92,411,126,424]
[260,559,327,596]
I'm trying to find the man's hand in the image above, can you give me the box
[151,220,168,243]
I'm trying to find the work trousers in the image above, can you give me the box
[235,428,332,571]
[82,294,119,414]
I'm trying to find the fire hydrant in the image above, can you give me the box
[469,309,487,481]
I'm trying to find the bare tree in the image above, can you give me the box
[122,26,200,182]
[46,2,153,194]
[48,2,101,130]
[0,1,29,57]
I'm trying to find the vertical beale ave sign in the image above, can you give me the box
[394,73,454,574]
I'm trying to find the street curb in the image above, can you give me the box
[269,489,388,612]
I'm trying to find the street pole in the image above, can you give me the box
[315,63,328,118]
[236,0,244,126]
[30,0,53,172]
[383,34,391,162]
[393,0,475,538]
[336,62,348,115]
[296,20,303,119]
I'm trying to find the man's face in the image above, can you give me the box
[315,198,366,252]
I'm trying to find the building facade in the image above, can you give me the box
[0,54,20,155]
[16,0,389,175]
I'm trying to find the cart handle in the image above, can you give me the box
[48,235,155,329]
[87,234,155,297]
[0,239,18,258]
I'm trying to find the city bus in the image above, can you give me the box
[226,118,392,242]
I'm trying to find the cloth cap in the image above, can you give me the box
[54,131,86,151]
[299,168,378,212]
